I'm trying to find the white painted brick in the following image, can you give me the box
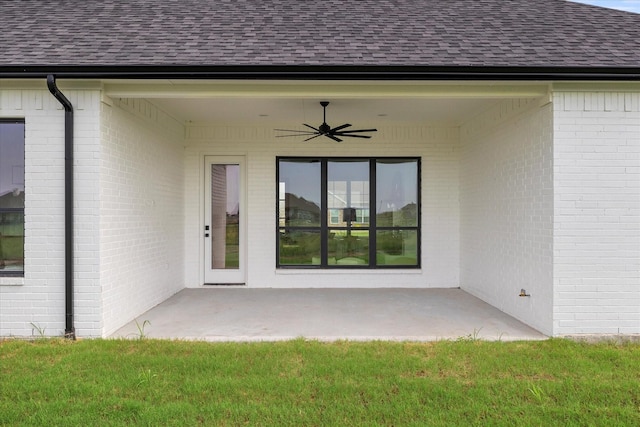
[1,88,102,338]
[459,98,554,335]
[553,90,640,336]
[3,85,638,339]
[99,98,185,336]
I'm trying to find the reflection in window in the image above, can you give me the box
[376,160,418,227]
[329,209,340,225]
[278,230,321,265]
[328,230,369,265]
[328,161,369,228]
[210,164,239,269]
[0,120,25,275]
[278,160,321,227]
[355,209,369,225]
[376,230,418,266]
[277,157,419,268]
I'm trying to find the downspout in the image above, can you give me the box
[46,75,75,340]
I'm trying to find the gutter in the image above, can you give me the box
[2,65,640,81]
[46,75,75,340]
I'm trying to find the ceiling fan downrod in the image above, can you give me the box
[319,101,330,134]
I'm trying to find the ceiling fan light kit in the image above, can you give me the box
[275,101,377,142]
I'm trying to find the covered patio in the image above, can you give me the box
[96,82,554,338]
[110,288,546,341]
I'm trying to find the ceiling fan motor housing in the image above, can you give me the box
[319,123,331,134]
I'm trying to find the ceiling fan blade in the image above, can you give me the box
[304,124,320,132]
[325,134,343,142]
[334,128,378,134]
[274,128,318,134]
[334,134,372,139]
[276,133,320,138]
[304,134,323,142]
[329,123,352,132]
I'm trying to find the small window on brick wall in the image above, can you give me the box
[0,119,25,276]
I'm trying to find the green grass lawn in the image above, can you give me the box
[1,338,639,426]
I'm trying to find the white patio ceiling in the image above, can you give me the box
[103,80,550,125]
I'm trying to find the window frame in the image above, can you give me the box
[276,156,421,269]
[0,118,26,277]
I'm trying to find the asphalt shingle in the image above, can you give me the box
[0,0,639,68]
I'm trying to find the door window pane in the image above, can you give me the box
[211,164,239,269]
[376,160,418,227]
[0,121,25,274]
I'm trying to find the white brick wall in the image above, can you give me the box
[0,86,102,337]
[3,83,637,338]
[100,98,185,336]
[553,90,640,335]
[184,123,460,288]
[460,98,554,335]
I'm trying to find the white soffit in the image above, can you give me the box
[102,80,550,124]
[147,97,495,124]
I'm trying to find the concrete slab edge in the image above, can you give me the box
[112,334,549,343]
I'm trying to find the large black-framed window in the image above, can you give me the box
[277,157,420,268]
[0,119,25,276]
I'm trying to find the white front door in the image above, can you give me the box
[203,156,245,284]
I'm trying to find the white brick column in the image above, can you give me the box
[553,90,640,335]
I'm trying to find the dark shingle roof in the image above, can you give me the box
[1,0,639,69]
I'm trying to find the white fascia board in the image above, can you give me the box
[552,82,640,92]
[103,80,551,99]
[0,79,103,91]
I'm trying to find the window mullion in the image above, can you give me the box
[320,159,328,267]
[369,159,376,268]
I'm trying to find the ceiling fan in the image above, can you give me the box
[275,101,377,142]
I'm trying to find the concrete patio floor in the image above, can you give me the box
[110,288,546,342]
